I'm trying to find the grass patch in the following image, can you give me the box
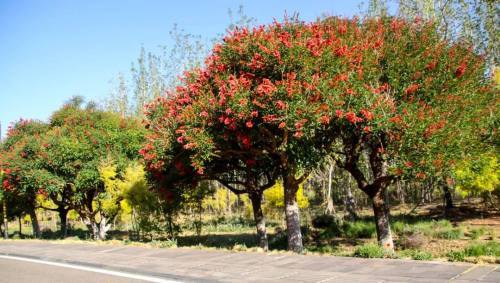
[447,241,499,262]
[434,228,464,240]
[392,219,465,240]
[354,243,385,258]
[468,228,486,240]
[410,250,433,261]
[447,250,466,262]
[464,241,499,257]
[342,221,376,239]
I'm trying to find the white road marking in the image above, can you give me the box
[0,255,181,283]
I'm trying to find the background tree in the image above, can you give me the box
[38,99,145,239]
[0,119,52,238]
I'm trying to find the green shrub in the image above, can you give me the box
[464,241,499,257]
[447,250,466,262]
[343,221,376,239]
[410,250,433,260]
[354,243,385,258]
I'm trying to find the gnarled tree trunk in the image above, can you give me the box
[249,191,268,251]
[372,187,394,251]
[345,146,394,253]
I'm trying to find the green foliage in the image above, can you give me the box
[464,241,500,257]
[354,243,386,258]
[454,153,499,196]
[0,100,146,239]
[342,221,376,239]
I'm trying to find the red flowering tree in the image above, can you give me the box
[0,119,54,238]
[322,18,497,252]
[142,16,496,252]
[142,18,351,252]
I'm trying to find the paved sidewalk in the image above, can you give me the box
[0,241,498,282]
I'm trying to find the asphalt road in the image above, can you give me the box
[0,257,174,283]
[0,241,498,282]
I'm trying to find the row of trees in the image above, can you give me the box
[0,100,146,239]
[139,15,496,253]
[1,1,498,254]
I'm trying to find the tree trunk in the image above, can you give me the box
[98,216,111,240]
[344,175,358,220]
[2,200,8,239]
[82,217,99,240]
[396,180,405,205]
[283,174,303,253]
[249,192,268,251]
[325,163,335,215]
[18,217,22,237]
[28,208,41,238]
[442,184,454,214]
[372,188,394,253]
[58,207,69,238]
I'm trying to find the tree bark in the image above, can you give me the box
[344,175,358,220]
[283,174,303,253]
[372,188,394,252]
[249,191,268,251]
[325,163,335,215]
[98,216,111,240]
[345,148,394,253]
[82,216,99,240]
[28,208,41,239]
[58,207,69,238]
[2,200,8,239]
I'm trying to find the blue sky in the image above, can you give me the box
[0,0,375,137]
